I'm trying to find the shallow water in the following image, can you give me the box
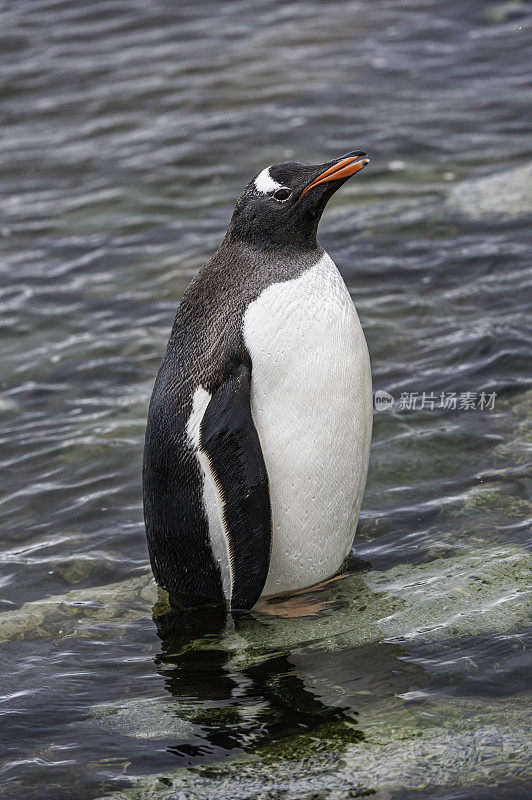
[0,1,531,798]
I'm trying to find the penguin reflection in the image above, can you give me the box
[151,572,425,767]
[153,598,354,765]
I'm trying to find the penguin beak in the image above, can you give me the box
[300,152,370,198]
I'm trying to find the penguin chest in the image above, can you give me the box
[243,252,373,597]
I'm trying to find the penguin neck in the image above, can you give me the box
[218,235,323,274]
[223,215,321,254]
[205,234,324,298]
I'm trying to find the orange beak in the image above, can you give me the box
[300,154,370,198]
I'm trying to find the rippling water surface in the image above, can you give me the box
[1,1,531,798]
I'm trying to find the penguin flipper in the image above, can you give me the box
[200,362,271,611]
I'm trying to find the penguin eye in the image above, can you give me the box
[273,187,291,202]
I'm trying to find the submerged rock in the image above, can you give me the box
[93,695,531,799]
[216,543,531,668]
[4,508,528,800]
[447,161,532,218]
[0,572,156,643]
[86,698,199,740]
[1,543,529,655]
[495,389,532,466]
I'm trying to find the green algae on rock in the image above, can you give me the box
[92,694,531,800]
[494,389,532,466]
[1,542,529,652]
[83,699,199,741]
[0,573,156,644]
[220,544,531,667]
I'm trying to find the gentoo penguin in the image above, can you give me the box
[143,151,373,611]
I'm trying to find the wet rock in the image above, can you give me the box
[85,698,199,740]
[222,544,531,666]
[0,543,528,653]
[447,162,532,218]
[495,389,532,465]
[93,696,531,799]
[0,572,156,643]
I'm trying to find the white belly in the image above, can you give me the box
[243,252,373,598]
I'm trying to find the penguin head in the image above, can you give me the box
[225,151,369,251]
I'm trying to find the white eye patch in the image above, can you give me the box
[254,167,282,194]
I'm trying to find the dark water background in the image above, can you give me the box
[1,1,531,799]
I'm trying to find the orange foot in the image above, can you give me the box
[254,572,347,618]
